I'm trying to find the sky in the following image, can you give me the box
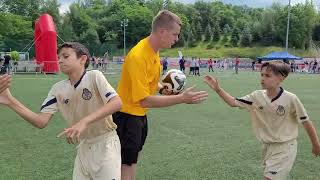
[58,0,312,14]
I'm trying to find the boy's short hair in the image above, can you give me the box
[58,42,90,69]
[261,61,291,78]
[152,10,182,32]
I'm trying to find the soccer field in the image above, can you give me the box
[1,70,319,179]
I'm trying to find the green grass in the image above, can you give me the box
[0,70,319,179]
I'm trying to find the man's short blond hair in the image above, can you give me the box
[152,10,182,32]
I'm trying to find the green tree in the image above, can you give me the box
[0,13,33,51]
[68,4,96,38]
[195,21,203,41]
[60,16,78,42]
[204,23,213,42]
[79,29,101,55]
[240,25,253,47]
[10,51,20,61]
[223,24,231,36]
[231,28,239,47]
[186,28,196,48]
[212,22,221,41]
[222,24,231,42]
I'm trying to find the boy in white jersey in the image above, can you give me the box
[204,61,320,180]
[0,42,122,180]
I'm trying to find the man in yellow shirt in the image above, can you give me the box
[113,10,208,180]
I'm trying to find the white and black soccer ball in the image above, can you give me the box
[161,69,186,94]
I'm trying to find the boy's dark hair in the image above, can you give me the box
[261,61,291,78]
[58,42,90,69]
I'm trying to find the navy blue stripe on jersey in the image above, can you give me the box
[41,98,57,110]
[300,116,307,120]
[236,98,253,105]
[271,87,284,102]
[105,92,115,98]
[74,71,87,88]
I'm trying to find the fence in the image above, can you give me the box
[8,61,43,74]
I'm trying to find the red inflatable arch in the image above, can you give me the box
[34,14,59,73]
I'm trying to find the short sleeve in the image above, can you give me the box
[292,95,309,123]
[94,71,118,103]
[235,92,254,111]
[40,88,58,114]
[127,57,150,103]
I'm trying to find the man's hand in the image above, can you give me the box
[181,86,208,104]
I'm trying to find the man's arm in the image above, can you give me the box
[140,86,208,108]
[302,121,320,157]
[1,89,53,128]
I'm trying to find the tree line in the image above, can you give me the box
[1,0,320,57]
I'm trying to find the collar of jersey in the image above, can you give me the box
[73,70,87,89]
[271,87,284,102]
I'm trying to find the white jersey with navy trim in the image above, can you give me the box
[40,70,118,139]
[235,87,309,143]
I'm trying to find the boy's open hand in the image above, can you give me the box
[204,75,220,91]
[312,144,320,157]
[57,121,88,144]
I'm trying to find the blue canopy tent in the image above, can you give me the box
[257,51,302,61]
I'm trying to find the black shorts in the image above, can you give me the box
[112,111,148,165]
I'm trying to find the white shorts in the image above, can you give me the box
[262,139,297,180]
[73,131,121,180]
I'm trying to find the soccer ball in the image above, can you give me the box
[161,69,186,94]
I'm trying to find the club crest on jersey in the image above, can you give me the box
[82,88,92,100]
[276,105,285,116]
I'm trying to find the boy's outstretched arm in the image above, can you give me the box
[204,75,238,107]
[302,121,320,157]
[0,89,53,128]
